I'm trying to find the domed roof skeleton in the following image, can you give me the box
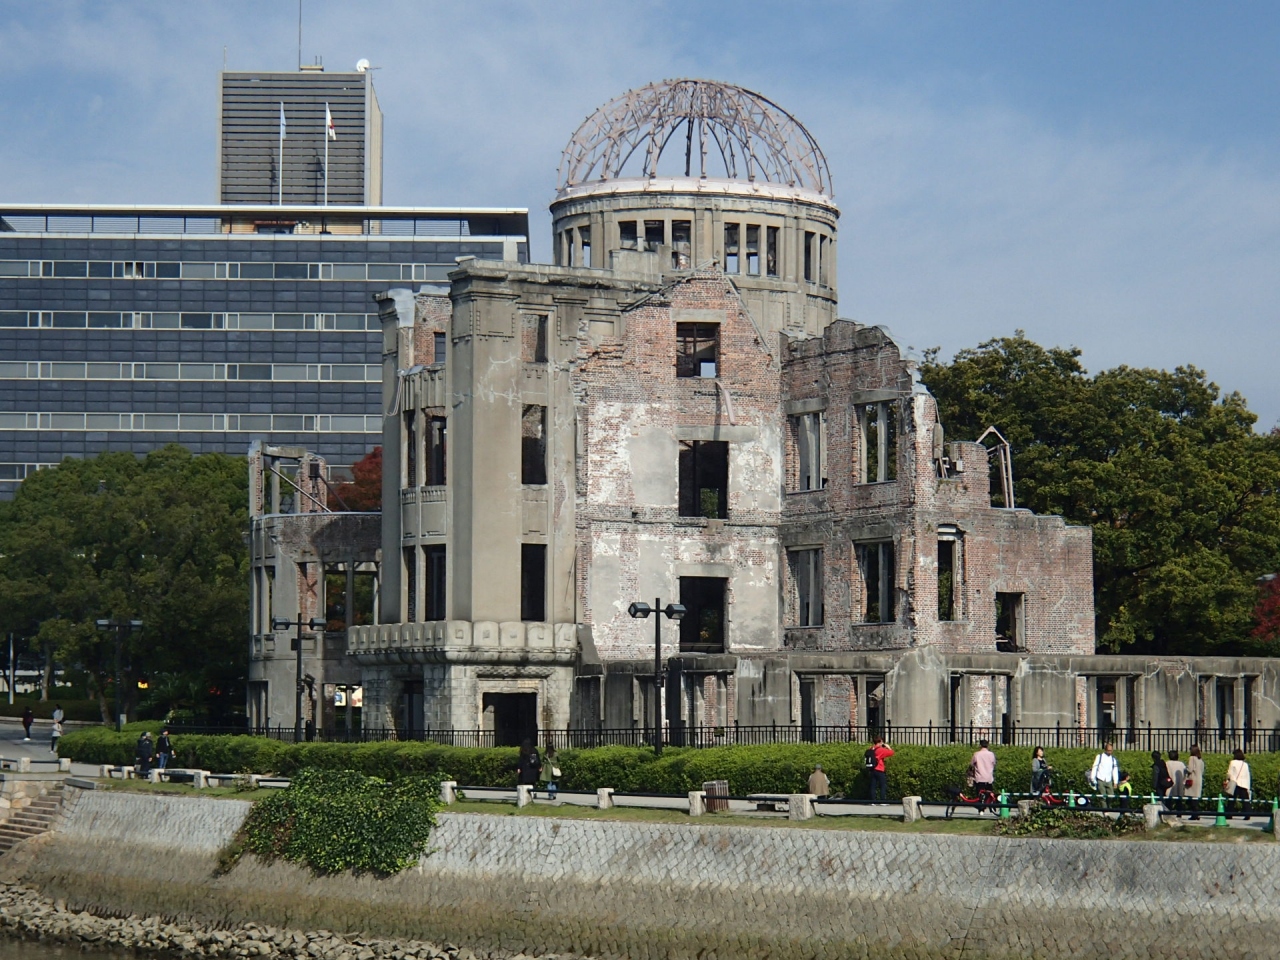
[558,79,833,197]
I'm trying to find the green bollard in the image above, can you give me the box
[1068,788,1076,808]
[1215,794,1227,827]
[999,790,1010,819]
[1269,798,1278,833]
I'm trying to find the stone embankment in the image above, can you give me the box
[0,882,576,960]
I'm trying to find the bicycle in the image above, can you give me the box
[945,783,999,818]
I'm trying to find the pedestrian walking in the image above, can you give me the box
[542,745,561,801]
[808,763,830,797]
[1030,746,1053,794]
[155,729,173,770]
[1088,742,1120,804]
[51,704,64,725]
[50,720,63,755]
[135,731,154,776]
[1224,748,1251,813]
[20,706,33,741]
[1185,744,1205,819]
[867,737,893,803]
[1151,750,1172,798]
[1165,750,1187,809]
[970,739,997,794]
[516,739,542,797]
[1116,771,1134,810]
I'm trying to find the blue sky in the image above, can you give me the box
[3,1,1279,427]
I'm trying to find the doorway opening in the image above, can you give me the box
[484,692,538,747]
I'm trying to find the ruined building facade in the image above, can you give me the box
[339,80,1280,746]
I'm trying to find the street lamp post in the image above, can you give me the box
[627,598,686,755]
[272,614,325,742]
[95,619,143,731]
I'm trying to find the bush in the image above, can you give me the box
[996,807,1146,840]
[55,730,1280,804]
[238,768,441,875]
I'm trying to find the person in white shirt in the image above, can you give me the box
[1089,742,1120,802]
[1165,750,1187,808]
[1224,749,1252,812]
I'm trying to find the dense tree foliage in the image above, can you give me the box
[920,334,1280,656]
[328,446,381,511]
[0,446,249,722]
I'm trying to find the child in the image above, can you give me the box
[50,719,63,755]
[1115,770,1133,810]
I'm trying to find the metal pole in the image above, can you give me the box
[653,596,663,756]
[6,633,12,706]
[114,624,124,732]
[295,614,304,742]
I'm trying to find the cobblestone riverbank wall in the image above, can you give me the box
[3,789,1280,960]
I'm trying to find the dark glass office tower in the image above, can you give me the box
[0,204,529,497]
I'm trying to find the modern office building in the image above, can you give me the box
[0,204,529,497]
[217,66,384,206]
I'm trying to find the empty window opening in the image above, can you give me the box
[1096,677,1117,733]
[578,226,592,267]
[938,538,957,621]
[521,404,547,485]
[819,235,830,285]
[483,692,537,747]
[324,565,348,630]
[745,225,760,275]
[995,592,1025,651]
[260,565,276,635]
[644,220,665,252]
[403,410,418,488]
[724,223,740,273]
[1216,678,1236,736]
[522,313,548,363]
[424,545,446,621]
[803,231,815,281]
[672,220,692,268]
[860,402,898,483]
[521,543,547,621]
[403,547,418,623]
[433,331,446,365]
[790,548,824,626]
[399,680,424,739]
[426,416,446,485]
[865,677,886,732]
[799,678,817,741]
[679,577,727,652]
[857,541,895,623]
[792,412,826,491]
[676,322,718,378]
[619,220,638,250]
[766,226,779,277]
[351,568,377,627]
[679,440,729,519]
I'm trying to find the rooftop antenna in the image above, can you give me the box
[297,0,303,71]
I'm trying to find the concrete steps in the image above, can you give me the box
[0,784,64,855]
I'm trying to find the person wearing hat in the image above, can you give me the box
[808,764,830,797]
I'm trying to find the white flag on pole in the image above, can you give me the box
[279,102,287,138]
[325,103,337,140]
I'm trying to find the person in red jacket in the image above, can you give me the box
[870,736,894,803]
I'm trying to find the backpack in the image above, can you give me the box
[864,748,877,770]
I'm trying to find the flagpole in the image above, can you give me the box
[324,110,329,207]
[278,102,285,205]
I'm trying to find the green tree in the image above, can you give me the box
[0,445,249,722]
[921,334,1280,655]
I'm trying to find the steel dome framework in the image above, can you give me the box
[558,79,833,197]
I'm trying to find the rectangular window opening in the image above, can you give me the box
[433,331,446,365]
[790,548,824,627]
[578,226,592,268]
[426,416,447,485]
[857,541,895,624]
[672,220,692,268]
[425,545,446,621]
[403,547,418,623]
[679,440,728,519]
[676,322,718,378]
[520,544,547,622]
[522,314,548,363]
[938,539,957,622]
[766,226,779,277]
[995,592,1024,651]
[619,220,638,250]
[793,412,826,491]
[403,410,418,488]
[803,231,815,281]
[724,223,740,274]
[679,576,726,653]
[644,220,665,252]
[745,225,760,275]
[860,402,898,483]
[521,405,547,485]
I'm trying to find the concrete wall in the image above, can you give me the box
[13,789,1280,960]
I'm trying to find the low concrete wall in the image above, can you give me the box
[7,789,1280,960]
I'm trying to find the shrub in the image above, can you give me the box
[996,806,1147,840]
[238,768,442,875]
[55,729,1280,804]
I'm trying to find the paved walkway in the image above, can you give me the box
[0,717,99,777]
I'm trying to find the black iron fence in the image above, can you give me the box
[159,721,1280,753]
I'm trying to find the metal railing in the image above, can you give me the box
[150,720,1280,753]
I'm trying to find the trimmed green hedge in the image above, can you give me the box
[56,729,1280,803]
